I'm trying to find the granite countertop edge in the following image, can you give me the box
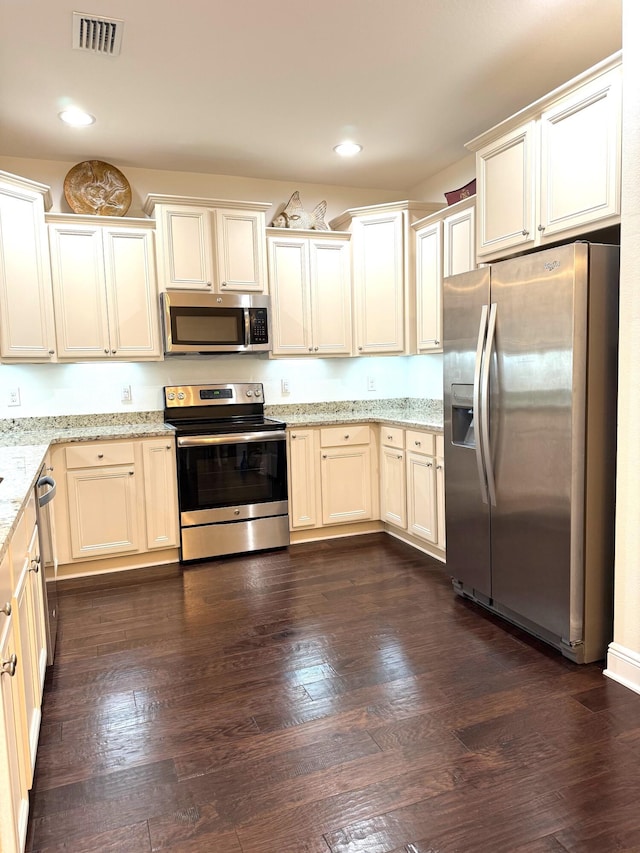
[0,400,443,561]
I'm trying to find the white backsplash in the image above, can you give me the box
[0,353,443,419]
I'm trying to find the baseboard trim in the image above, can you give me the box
[604,642,640,695]
[384,526,446,563]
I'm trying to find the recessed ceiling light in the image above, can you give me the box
[58,108,96,127]
[333,141,362,157]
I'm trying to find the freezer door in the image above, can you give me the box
[488,243,589,644]
[443,267,491,597]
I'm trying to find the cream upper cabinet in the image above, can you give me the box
[47,215,161,360]
[331,201,442,355]
[287,428,319,529]
[268,230,351,357]
[0,171,56,362]
[144,195,271,293]
[413,196,475,354]
[469,53,621,261]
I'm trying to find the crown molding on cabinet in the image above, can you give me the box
[0,168,52,210]
[143,194,272,217]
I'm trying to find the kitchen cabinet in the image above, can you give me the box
[1,492,47,853]
[47,215,161,360]
[320,426,373,525]
[286,424,378,533]
[380,427,406,528]
[51,436,178,571]
[413,196,475,353]
[380,426,446,555]
[330,200,442,355]
[267,229,352,357]
[144,195,271,293]
[469,53,621,261]
[287,429,319,529]
[0,171,56,362]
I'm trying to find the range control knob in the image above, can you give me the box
[253,386,262,398]
[167,392,176,401]
[177,391,185,400]
[246,390,253,397]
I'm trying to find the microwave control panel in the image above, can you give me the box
[249,308,269,343]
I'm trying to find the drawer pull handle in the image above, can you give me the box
[0,602,11,617]
[522,229,529,237]
[436,464,443,470]
[322,454,327,459]
[2,654,17,677]
[344,434,349,439]
[291,434,297,439]
[538,224,545,232]
[415,441,421,446]
[397,454,402,460]
[98,453,104,459]
[129,471,134,476]
[387,434,393,439]
[426,461,433,467]
[49,349,55,356]
[29,557,41,573]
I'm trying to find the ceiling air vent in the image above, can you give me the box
[72,12,124,56]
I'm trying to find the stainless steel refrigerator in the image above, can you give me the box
[443,242,619,663]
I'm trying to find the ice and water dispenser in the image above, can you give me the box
[451,384,476,447]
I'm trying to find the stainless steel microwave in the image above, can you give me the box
[161,291,272,354]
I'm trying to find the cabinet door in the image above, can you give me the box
[380,446,406,528]
[415,221,442,353]
[352,211,405,354]
[268,236,312,356]
[476,121,536,258]
[49,224,110,358]
[13,564,39,783]
[321,446,372,525]
[0,181,56,361]
[444,205,475,277]
[66,466,140,559]
[103,228,161,359]
[0,616,29,853]
[156,206,214,290]
[309,237,352,356]
[406,451,437,543]
[539,67,621,238]
[142,440,178,549]
[214,209,266,292]
[436,455,446,549]
[288,429,318,529]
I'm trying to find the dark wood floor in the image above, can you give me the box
[26,533,640,853]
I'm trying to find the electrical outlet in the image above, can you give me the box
[367,376,376,391]
[281,379,290,395]
[121,385,132,403]
[7,387,21,407]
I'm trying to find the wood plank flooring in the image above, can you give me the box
[26,533,640,852]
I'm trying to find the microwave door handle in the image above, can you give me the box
[245,309,252,347]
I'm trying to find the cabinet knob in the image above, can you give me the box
[234,509,240,515]
[522,230,529,237]
[308,347,313,352]
[426,461,433,467]
[206,282,213,288]
[49,350,55,356]
[436,464,443,470]
[166,445,171,450]
[415,440,421,446]
[434,340,440,346]
[291,433,297,439]
[538,224,545,232]
[344,434,349,439]
[314,346,319,351]
[111,349,117,354]
[397,454,402,460]
[0,602,11,617]
[2,653,17,677]
[129,471,134,475]
[98,453,104,458]
[387,434,393,439]
[29,557,40,573]
[221,281,227,287]
[46,466,54,472]
[322,454,327,459]
[358,346,363,351]
[104,349,109,354]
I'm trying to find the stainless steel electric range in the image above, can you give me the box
[164,382,289,562]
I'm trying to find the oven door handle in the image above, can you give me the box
[177,430,287,447]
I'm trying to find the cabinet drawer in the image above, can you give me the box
[65,442,135,469]
[405,430,435,455]
[380,426,404,449]
[320,425,370,447]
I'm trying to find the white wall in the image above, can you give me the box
[605,0,640,693]
[0,354,444,419]
[409,154,476,203]
[0,155,406,222]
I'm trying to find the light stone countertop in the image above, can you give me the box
[0,399,443,563]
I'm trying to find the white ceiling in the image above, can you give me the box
[0,0,622,192]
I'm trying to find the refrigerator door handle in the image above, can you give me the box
[473,304,490,505]
[481,302,498,507]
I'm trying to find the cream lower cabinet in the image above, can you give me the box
[144,195,270,293]
[52,437,178,570]
[1,493,47,853]
[267,230,352,357]
[47,216,161,360]
[470,54,621,261]
[287,425,376,531]
[0,171,56,362]
[381,427,446,555]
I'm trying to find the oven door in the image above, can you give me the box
[176,430,288,526]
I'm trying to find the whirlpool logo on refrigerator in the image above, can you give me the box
[544,260,561,272]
